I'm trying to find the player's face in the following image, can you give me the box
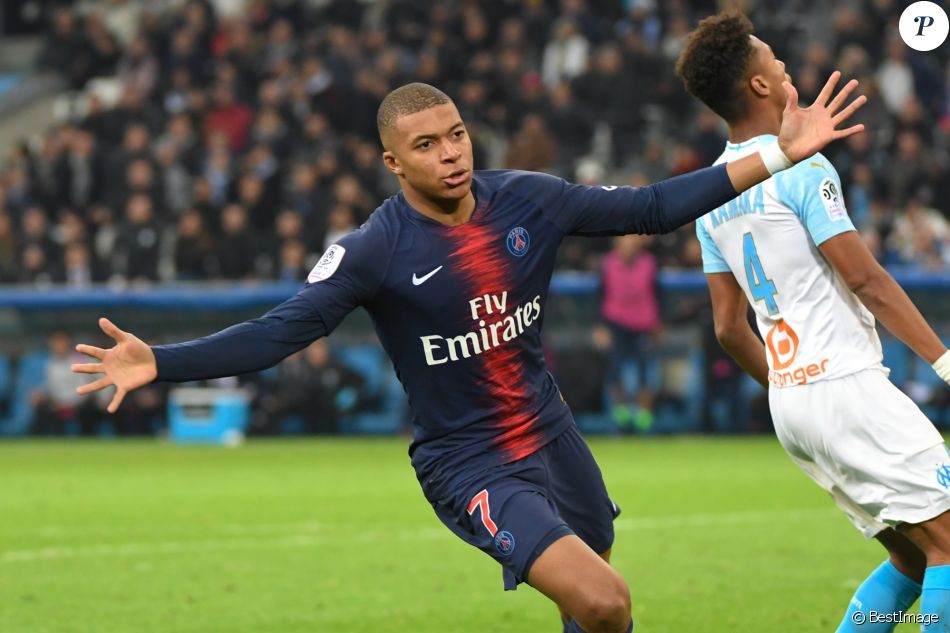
[383,102,474,206]
[750,35,791,109]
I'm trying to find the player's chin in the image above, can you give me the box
[439,179,472,198]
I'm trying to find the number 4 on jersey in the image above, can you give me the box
[743,232,779,315]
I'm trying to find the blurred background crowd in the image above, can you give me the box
[1,0,949,436]
[6,0,950,286]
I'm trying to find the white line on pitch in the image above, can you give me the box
[614,507,836,530]
[1,508,833,564]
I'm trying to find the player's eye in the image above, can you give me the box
[453,130,465,139]
[418,141,432,150]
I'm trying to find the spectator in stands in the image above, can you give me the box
[117,36,158,100]
[173,210,216,280]
[600,234,660,432]
[64,129,103,211]
[542,18,590,89]
[20,206,57,265]
[30,331,89,435]
[891,195,950,268]
[36,8,89,89]
[0,213,16,282]
[887,131,929,205]
[331,173,373,221]
[283,162,328,222]
[876,36,915,116]
[277,239,308,282]
[323,205,357,251]
[63,242,94,288]
[506,113,558,172]
[546,82,593,171]
[256,339,366,435]
[216,203,260,279]
[115,193,160,282]
[19,244,58,285]
[206,83,253,153]
[155,142,192,216]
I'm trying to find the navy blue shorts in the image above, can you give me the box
[422,425,620,590]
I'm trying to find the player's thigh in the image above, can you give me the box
[877,527,926,583]
[901,510,950,566]
[528,534,630,623]
[543,426,620,555]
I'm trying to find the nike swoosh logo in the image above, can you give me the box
[412,266,443,286]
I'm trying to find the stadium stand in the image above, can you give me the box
[1,0,948,435]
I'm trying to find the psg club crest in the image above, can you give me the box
[506,227,530,257]
[493,530,516,556]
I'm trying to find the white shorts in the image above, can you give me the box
[769,368,950,538]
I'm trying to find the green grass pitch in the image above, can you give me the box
[0,436,921,632]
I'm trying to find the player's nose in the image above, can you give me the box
[440,139,461,161]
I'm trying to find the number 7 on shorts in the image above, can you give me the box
[467,489,499,536]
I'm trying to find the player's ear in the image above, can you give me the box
[750,74,770,98]
[382,150,403,176]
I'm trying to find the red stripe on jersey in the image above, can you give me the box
[449,221,545,462]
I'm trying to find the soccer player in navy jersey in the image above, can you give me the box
[73,80,864,632]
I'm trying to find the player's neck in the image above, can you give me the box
[402,187,476,226]
[727,110,781,145]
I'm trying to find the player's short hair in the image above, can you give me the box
[676,11,756,123]
[377,82,453,146]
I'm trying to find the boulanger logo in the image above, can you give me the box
[766,319,800,370]
[900,1,949,51]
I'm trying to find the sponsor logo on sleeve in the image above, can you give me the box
[819,177,847,222]
[307,244,346,283]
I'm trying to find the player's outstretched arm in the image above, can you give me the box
[725,71,866,194]
[819,232,950,383]
[542,73,866,238]
[73,318,158,413]
[72,291,333,412]
[71,224,386,412]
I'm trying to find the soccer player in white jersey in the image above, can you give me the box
[677,12,950,632]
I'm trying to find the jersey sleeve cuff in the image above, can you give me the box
[702,262,732,274]
[810,225,856,247]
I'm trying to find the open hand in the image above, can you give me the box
[777,71,866,164]
[72,318,157,413]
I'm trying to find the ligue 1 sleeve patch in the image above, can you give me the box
[308,244,346,283]
[819,177,847,221]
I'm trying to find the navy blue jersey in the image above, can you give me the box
[153,167,736,483]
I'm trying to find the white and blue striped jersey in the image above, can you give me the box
[696,134,884,388]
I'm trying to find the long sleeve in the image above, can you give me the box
[152,292,329,382]
[532,164,738,236]
[152,214,393,382]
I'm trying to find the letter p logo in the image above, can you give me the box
[900,2,949,50]
[916,15,936,36]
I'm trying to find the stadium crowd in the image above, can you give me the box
[4,0,950,435]
[2,0,948,287]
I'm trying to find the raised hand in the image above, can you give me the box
[777,71,867,164]
[72,317,158,413]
